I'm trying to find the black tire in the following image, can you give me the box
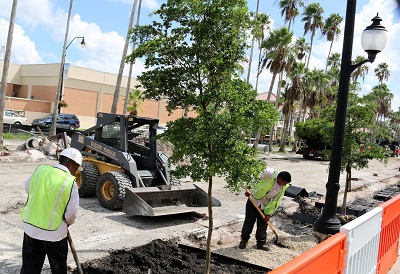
[97,171,132,210]
[76,162,99,197]
[14,122,22,125]
[44,123,51,128]
[69,124,76,130]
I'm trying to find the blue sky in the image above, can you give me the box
[0,0,399,110]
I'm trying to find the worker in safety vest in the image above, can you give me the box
[20,147,82,274]
[239,167,291,251]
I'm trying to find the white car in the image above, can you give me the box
[3,110,29,125]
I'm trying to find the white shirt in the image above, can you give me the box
[23,163,79,242]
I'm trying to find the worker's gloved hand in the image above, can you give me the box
[263,215,271,222]
[245,190,251,197]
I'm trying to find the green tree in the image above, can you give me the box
[301,2,324,68]
[125,89,143,116]
[351,55,369,83]
[374,62,390,85]
[321,92,390,212]
[259,26,293,101]
[126,1,278,273]
[322,13,343,72]
[279,0,304,31]
[327,52,341,69]
[364,84,393,123]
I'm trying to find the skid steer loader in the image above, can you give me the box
[70,112,221,216]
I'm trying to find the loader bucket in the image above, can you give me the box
[122,184,221,216]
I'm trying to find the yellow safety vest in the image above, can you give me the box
[251,170,289,215]
[21,165,75,231]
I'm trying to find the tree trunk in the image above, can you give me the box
[279,105,291,152]
[50,0,73,137]
[341,164,352,214]
[246,0,259,84]
[123,0,142,115]
[266,72,277,101]
[325,40,334,72]
[204,176,214,274]
[0,0,18,148]
[111,0,139,114]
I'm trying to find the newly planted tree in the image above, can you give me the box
[126,1,278,273]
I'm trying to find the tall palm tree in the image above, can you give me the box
[246,0,260,84]
[322,13,343,72]
[0,0,18,148]
[124,0,143,115]
[327,52,341,70]
[374,62,390,85]
[50,0,73,137]
[364,83,393,123]
[279,0,304,31]
[254,13,271,92]
[293,37,310,62]
[301,2,324,68]
[111,0,139,114]
[351,55,369,83]
[259,26,293,101]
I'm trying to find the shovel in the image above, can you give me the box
[246,189,287,248]
[67,229,84,274]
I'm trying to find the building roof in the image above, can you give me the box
[256,91,277,102]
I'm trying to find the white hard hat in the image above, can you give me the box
[60,147,82,166]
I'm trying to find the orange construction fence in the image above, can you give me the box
[377,194,400,274]
[268,233,347,274]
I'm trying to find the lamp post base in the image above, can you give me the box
[313,215,341,235]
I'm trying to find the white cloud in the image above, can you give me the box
[0,18,42,64]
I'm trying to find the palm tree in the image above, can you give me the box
[50,0,73,137]
[279,0,304,31]
[254,13,271,92]
[327,52,341,70]
[246,1,260,84]
[0,0,18,148]
[374,62,390,85]
[351,55,369,83]
[293,37,310,62]
[111,0,139,114]
[364,83,393,123]
[301,2,324,68]
[259,26,293,101]
[124,0,143,115]
[322,13,343,72]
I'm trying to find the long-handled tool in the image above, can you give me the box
[67,229,84,274]
[246,189,287,248]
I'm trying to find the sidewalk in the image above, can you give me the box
[389,256,400,273]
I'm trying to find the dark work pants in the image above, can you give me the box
[20,232,68,274]
[241,198,267,244]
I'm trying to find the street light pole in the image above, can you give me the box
[313,0,387,235]
[59,37,85,114]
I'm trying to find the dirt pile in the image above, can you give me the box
[79,239,269,274]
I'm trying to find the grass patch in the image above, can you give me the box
[3,132,32,140]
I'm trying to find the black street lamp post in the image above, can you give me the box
[313,0,388,235]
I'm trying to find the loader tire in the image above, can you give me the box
[76,162,99,197]
[97,171,132,210]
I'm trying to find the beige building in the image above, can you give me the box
[0,62,191,129]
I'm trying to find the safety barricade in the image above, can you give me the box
[377,194,400,274]
[340,207,383,274]
[268,233,346,274]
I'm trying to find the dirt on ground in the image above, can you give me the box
[1,139,400,274]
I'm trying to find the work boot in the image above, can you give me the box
[239,240,248,249]
[256,242,270,251]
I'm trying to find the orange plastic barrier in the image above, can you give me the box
[268,233,346,274]
[377,194,400,274]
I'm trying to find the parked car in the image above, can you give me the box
[32,113,80,130]
[3,110,29,125]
